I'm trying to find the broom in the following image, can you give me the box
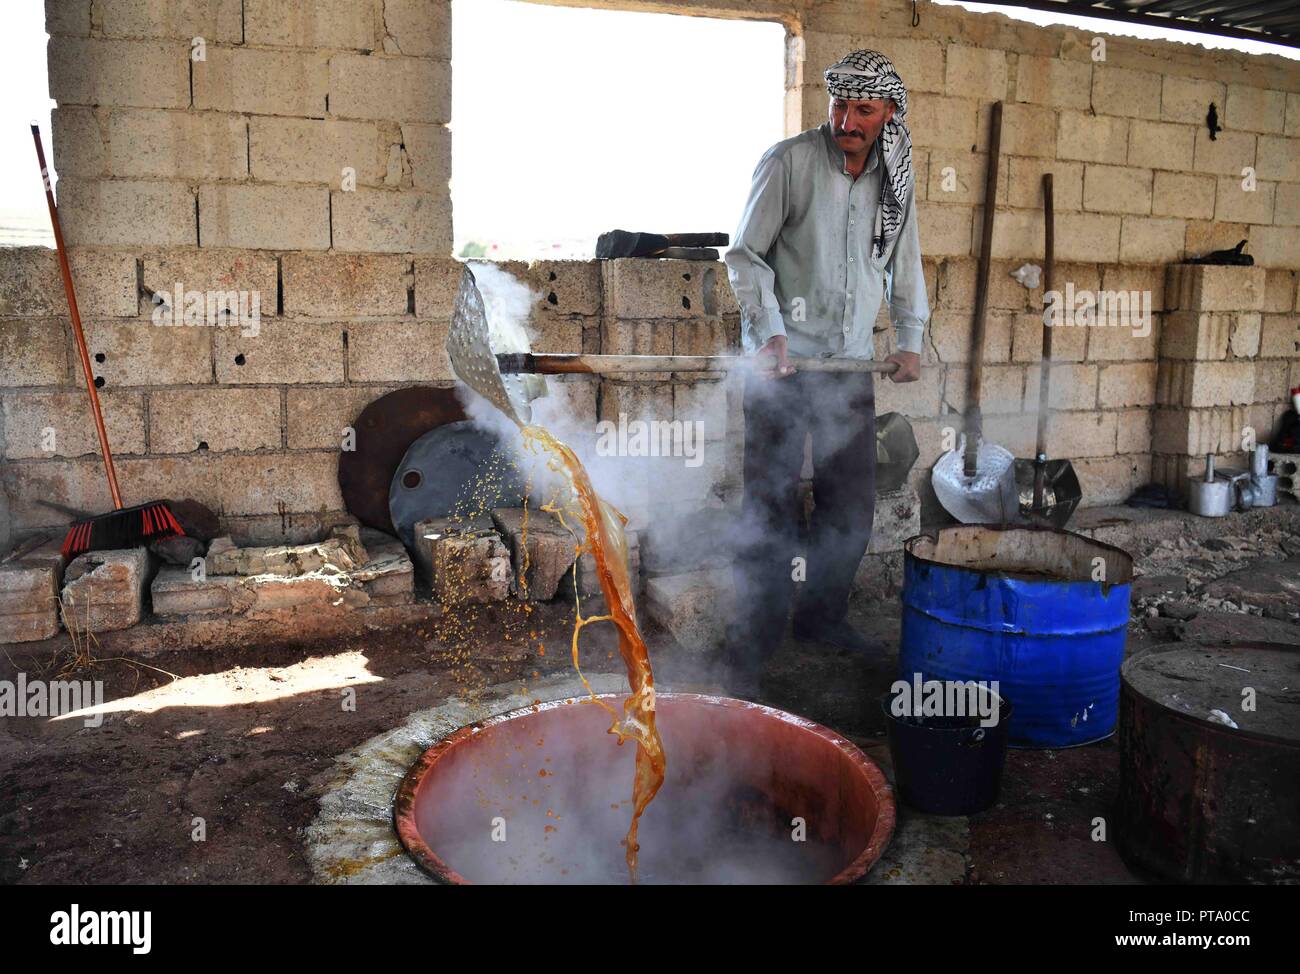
[31,123,184,560]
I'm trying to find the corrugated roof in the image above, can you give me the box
[999,1,1300,48]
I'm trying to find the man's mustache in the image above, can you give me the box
[834,129,866,139]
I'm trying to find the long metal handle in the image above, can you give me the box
[1033,172,1055,512]
[965,101,1002,479]
[497,352,900,375]
[31,123,123,510]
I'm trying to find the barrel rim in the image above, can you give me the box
[903,522,1135,587]
[1120,644,1300,749]
[392,691,897,885]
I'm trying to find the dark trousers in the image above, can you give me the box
[725,370,877,679]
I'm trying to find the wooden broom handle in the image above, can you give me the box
[31,123,123,510]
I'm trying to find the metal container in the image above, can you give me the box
[394,693,895,884]
[1187,454,1236,516]
[1117,645,1300,884]
[899,525,1133,748]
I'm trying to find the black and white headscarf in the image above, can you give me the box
[825,49,913,259]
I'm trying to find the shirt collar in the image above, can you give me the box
[820,122,879,177]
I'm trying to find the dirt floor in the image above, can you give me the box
[2,507,1298,885]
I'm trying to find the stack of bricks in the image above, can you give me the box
[1152,263,1290,494]
[47,0,452,253]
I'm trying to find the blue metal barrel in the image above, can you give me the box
[899,525,1133,748]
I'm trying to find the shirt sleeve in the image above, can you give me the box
[724,149,789,351]
[885,189,929,355]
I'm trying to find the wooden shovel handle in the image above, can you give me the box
[31,123,123,509]
[497,353,899,375]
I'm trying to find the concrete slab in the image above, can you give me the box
[61,547,150,633]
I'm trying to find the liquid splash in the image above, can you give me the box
[520,424,665,880]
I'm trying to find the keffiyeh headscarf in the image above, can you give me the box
[824,49,913,259]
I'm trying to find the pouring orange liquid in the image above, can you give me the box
[521,425,665,880]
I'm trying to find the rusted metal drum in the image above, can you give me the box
[900,525,1134,748]
[1117,645,1300,884]
[393,693,895,884]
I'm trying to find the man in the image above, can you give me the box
[722,49,928,692]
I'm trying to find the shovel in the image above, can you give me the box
[1012,173,1081,527]
[931,102,1019,524]
[448,265,896,428]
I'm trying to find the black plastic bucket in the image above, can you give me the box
[881,682,1012,816]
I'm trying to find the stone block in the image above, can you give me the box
[1165,264,1266,312]
[282,254,412,318]
[944,45,1007,100]
[286,386,392,449]
[244,0,375,48]
[57,178,195,247]
[1162,76,1224,123]
[214,319,345,384]
[1118,217,1185,264]
[1013,55,1090,110]
[1056,111,1127,165]
[1192,128,1256,177]
[907,95,977,150]
[193,47,329,116]
[0,248,136,319]
[1098,362,1157,408]
[603,259,721,319]
[1084,164,1152,214]
[917,202,974,257]
[199,184,331,251]
[1156,359,1256,408]
[382,0,452,59]
[107,109,248,179]
[1127,120,1195,172]
[1055,213,1121,262]
[1007,157,1083,210]
[1092,65,1161,120]
[645,568,733,653]
[399,121,451,192]
[51,107,106,176]
[1214,177,1275,225]
[249,117,383,187]
[2,389,146,459]
[346,320,452,381]
[61,547,149,633]
[0,540,64,643]
[329,54,450,123]
[151,568,251,617]
[414,516,511,604]
[1255,135,1300,183]
[1260,314,1300,359]
[1226,84,1287,134]
[491,508,578,601]
[1044,411,1116,458]
[204,529,368,576]
[98,0,243,41]
[1152,171,1216,220]
[997,102,1056,159]
[148,387,282,453]
[331,189,451,254]
[48,37,189,109]
[350,537,414,605]
[85,318,212,387]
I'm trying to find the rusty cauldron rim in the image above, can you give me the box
[392,692,896,885]
[903,522,1135,589]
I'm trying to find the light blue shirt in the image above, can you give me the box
[724,122,928,359]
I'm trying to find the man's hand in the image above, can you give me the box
[757,334,796,379]
[883,350,920,383]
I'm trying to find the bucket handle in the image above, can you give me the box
[962,727,986,747]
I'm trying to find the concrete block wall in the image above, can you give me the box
[45,0,452,253]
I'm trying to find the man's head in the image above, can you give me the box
[824,49,907,153]
[830,96,895,152]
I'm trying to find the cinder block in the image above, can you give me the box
[1086,314,1160,361]
[0,540,64,643]
[198,451,344,516]
[1255,135,1300,183]
[603,259,720,319]
[193,47,329,116]
[1228,309,1262,358]
[1152,171,1216,220]
[675,317,736,358]
[283,253,412,318]
[1011,314,1086,363]
[1276,183,1300,228]
[99,0,243,41]
[0,248,138,318]
[997,102,1056,159]
[249,117,382,187]
[1097,362,1157,409]
[645,568,733,653]
[107,108,247,179]
[1084,164,1153,215]
[398,122,450,193]
[329,55,450,123]
[1262,269,1298,312]
[2,390,145,459]
[929,308,1010,364]
[1288,93,1300,137]
[57,178,195,247]
[529,317,584,354]
[85,318,212,386]
[1116,408,1153,455]
[199,184,330,251]
[906,95,978,150]
[286,386,392,449]
[917,202,974,257]
[382,0,452,59]
[1092,66,1161,120]
[61,547,149,633]
[1056,213,1122,262]
[1260,313,1300,358]
[0,320,69,387]
[346,320,452,381]
[1193,128,1256,176]
[1214,177,1275,225]
[490,508,577,601]
[1127,120,1195,172]
[523,260,602,316]
[1156,359,1255,408]
[244,0,374,48]
[1165,264,1266,312]
[1152,405,1248,456]
[1161,310,1237,360]
[1225,84,1286,134]
[214,319,344,384]
[1253,359,1288,405]
[1185,220,1250,258]
[151,568,250,618]
[149,387,281,453]
[141,249,278,312]
[1008,157,1082,210]
[598,381,673,424]
[1024,362,1096,410]
[1162,76,1225,123]
[1249,225,1300,268]
[1013,55,1090,110]
[1119,216,1185,263]
[413,257,465,318]
[1045,411,1117,458]
[927,151,1007,206]
[331,189,451,254]
[673,380,729,442]
[944,46,1007,100]
[48,37,189,109]
[46,0,91,35]
[1056,111,1128,165]
[1072,455,1143,507]
[51,107,106,176]
[414,515,510,604]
